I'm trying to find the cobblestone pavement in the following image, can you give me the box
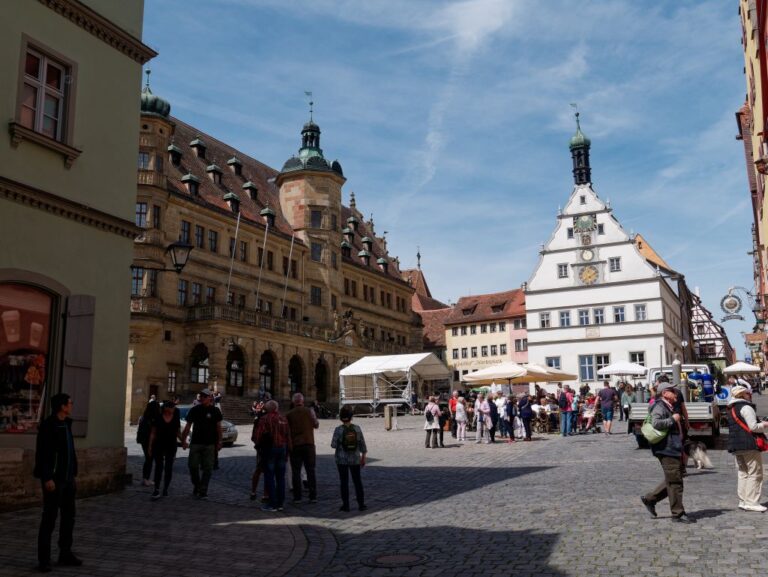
[2,396,768,576]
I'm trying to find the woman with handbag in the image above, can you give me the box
[727,385,768,512]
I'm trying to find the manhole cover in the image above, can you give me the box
[363,553,430,568]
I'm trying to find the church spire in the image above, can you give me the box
[569,112,592,185]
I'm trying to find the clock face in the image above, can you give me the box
[579,265,599,285]
[574,214,595,231]
[581,249,594,261]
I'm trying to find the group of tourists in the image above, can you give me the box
[249,393,367,513]
[421,381,639,446]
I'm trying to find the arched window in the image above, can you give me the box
[314,358,328,402]
[226,344,245,396]
[259,351,275,396]
[190,343,209,384]
[288,355,303,394]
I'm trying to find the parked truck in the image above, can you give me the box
[628,364,721,448]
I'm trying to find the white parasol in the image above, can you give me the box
[597,361,648,377]
[723,361,761,374]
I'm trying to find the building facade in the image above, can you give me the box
[444,289,527,386]
[525,116,693,389]
[127,90,420,422]
[737,0,768,370]
[691,292,736,371]
[0,0,154,509]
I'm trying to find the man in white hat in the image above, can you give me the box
[727,385,768,512]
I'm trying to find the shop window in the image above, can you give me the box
[0,283,54,434]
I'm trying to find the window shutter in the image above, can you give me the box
[62,295,95,437]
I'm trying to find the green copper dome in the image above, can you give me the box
[569,112,590,150]
[140,71,170,118]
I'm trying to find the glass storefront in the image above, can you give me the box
[0,283,52,433]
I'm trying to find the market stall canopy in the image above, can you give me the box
[339,353,451,380]
[723,361,761,374]
[597,361,648,377]
[461,362,527,384]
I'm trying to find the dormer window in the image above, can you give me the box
[227,156,243,176]
[377,257,388,273]
[347,215,359,232]
[167,142,182,165]
[181,172,200,196]
[260,205,275,228]
[462,306,475,316]
[223,191,240,213]
[361,236,373,251]
[190,136,206,159]
[242,181,258,201]
[491,303,505,313]
[341,240,352,258]
[343,227,354,243]
[206,163,222,184]
[358,250,371,266]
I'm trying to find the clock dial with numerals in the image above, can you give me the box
[579,265,599,285]
[574,214,595,231]
[581,249,594,261]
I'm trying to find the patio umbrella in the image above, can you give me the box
[597,361,648,377]
[723,361,761,374]
[510,363,578,383]
[462,361,527,384]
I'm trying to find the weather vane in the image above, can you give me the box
[304,91,314,121]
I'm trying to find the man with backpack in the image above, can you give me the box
[331,407,368,512]
[558,385,574,437]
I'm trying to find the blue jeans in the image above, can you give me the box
[264,446,287,508]
[560,412,572,436]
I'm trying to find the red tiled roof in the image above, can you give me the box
[444,288,525,325]
[401,268,432,298]
[413,292,449,312]
[163,117,407,282]
[169,118,296,237]
[419,307,453,348]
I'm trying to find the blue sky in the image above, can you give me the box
[143,0,755,357]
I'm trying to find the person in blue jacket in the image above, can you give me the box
[518,394,533,441]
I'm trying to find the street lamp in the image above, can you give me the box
[166,240,193,273]
[133,240,194,274]
[129,353,137,366]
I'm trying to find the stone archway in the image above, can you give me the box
[226,344,245,396]
[259,350,277,397]
[314,357,329,403]
[288,355,304,395]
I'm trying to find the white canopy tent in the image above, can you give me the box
[339,353,451,410]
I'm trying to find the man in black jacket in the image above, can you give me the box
[640,383,695,524]
[34,393,82,572]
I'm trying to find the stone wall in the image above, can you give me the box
[0,447,127,512]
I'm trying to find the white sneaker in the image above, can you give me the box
[740,503,767,512]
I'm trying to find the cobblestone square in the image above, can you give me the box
[2,398,768,576]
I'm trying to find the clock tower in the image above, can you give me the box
[523,114,690,390]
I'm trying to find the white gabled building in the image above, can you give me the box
[525,114,693,390]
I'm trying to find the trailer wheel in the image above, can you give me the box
[635,434,649,449]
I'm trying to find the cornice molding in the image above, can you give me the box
[39,0,157,64]
[0,175,139,239]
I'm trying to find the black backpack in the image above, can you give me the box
[425,408,434,423]
[341,425,358,451]
[558,392,569,410]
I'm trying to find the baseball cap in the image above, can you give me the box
[200,388,212,397]
[657,382,675,393]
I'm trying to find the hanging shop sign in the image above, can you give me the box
[721,293,744,322]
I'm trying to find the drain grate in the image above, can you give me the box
[363,553,430,568]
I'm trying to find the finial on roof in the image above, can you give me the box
[350,191,356,210]
[417,246,421,270]
[305,90,314,122]
[144,69,151,89]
